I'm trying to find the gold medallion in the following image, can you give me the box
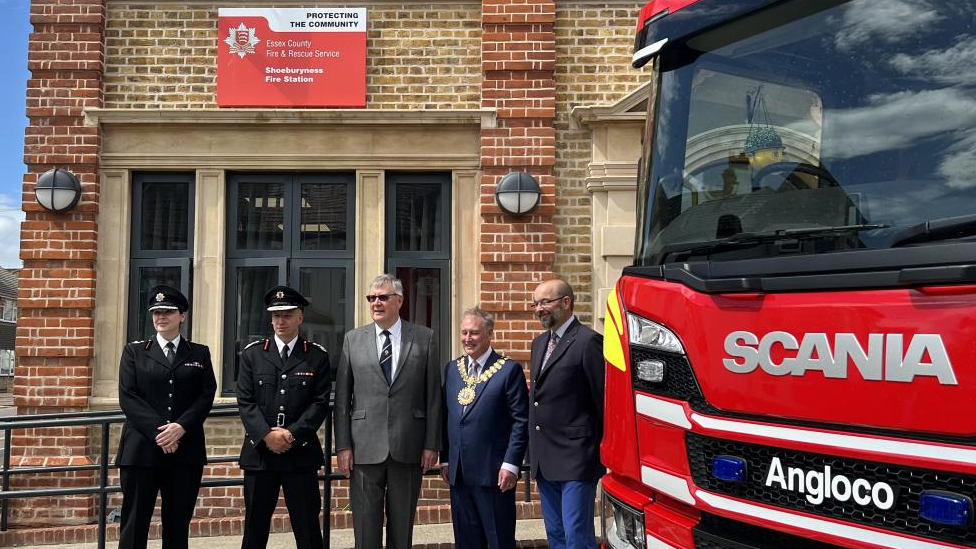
[457,386,476,405]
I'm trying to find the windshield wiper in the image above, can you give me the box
[890,213,976,247]
[656,223,888,260]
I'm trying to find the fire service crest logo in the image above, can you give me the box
[224,23,260,58]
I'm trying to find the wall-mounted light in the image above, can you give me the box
[34,168,82,213]
[495,171,541,216]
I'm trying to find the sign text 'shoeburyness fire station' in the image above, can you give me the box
[217,8,366,107]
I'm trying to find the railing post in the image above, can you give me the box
[323,411,333,549]
[98,421,110,549]
[1,428,10,531]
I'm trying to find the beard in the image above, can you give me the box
[538,311,557,330]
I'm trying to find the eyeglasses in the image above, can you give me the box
[530,295,566,308]
[365,293,399,303]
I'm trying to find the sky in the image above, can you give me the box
[0,0,30,269]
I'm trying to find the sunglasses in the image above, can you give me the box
[365,293,399,303]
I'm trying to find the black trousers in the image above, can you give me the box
[118,464,203,549]
[241,470,323,549]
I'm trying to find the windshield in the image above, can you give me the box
[636,0,976,265]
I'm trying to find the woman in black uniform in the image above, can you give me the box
[116,285,217,549]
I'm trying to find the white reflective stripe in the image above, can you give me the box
[691,413,976,467]
[696,490,960,549]
[641,465,695,505]
[636,394,692,429]
[646,534,679,549]
[632,38,668,65]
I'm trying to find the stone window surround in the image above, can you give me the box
[88,108,490,405]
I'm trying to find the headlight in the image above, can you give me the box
[602,493,645,549]
[627,313,685,355]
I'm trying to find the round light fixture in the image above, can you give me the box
[495,172,541,216]
[34,168,82,213]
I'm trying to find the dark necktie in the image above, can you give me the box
[380,330,393,386]
[281,344,289,364]
[165,341,176,365]
[468,358,481,378]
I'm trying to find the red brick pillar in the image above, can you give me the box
[480,0,557,362]
[12,0,105,525]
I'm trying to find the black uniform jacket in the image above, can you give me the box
[116,338,217,467]
[237,337,331,472]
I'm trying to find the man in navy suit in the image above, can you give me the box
[440,307,529,549]
[529,279,605,549]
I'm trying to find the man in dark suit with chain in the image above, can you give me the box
[334,274,443,549]
[529,279,605,549]
[440,307,528,549]
[236,285,332,549]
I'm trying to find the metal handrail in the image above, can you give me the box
[0,403,535,549]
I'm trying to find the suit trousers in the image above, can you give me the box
[241,471,323,549]
[118,464,203,549]
[536,473,597,549]
[449,464,517,549]
[350,457,423,549]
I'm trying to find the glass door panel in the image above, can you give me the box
[292,261,354,375]
[223,259,285,393]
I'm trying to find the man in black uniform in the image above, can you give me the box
[117,285,217,549]
[237,286,332,549]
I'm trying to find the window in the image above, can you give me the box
[224,172,355,394]
[0,350,13,377]
[386,172,451,365]
[128,173,194,342]
[0,298,14,322]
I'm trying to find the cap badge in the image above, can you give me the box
[275,291,285,299]
[155,293,165,302]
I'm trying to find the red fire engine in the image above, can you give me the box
[600,1,976,548]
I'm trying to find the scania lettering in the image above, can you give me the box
[722,331,957,384]
[600,2,976,549]
[764,457,895,510]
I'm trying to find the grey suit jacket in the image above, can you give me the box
[333,320,443,465]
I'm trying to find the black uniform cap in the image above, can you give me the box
[147,284,189,312]
[265,285,309,311]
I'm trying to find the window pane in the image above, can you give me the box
[395,266,442,335]
[230,266,278,379]
[297,267,347,363]
[140,181,189,251]
[133,266,182,340]
[394,183,444,252]
[236,182,285,250]
[301,183,348,251]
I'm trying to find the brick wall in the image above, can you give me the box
[553,2,644,323]
[479,0,558,362]
[103,4,482,109]
[16,0,106,525]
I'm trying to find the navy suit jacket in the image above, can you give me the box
[441,351,529,487]
[529,317,605,482]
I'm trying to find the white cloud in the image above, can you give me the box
[822,87,976,161]
[0,193,24,269]
[890,36,976,85]
[831,0,942,51]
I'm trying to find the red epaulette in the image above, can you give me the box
[145,340,152,350]
[303,340,308,353]
[263,339,270,351]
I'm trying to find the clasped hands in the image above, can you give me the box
[263,427,295,454]
[155,422,185,454]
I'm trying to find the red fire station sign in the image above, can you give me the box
[217,8,366,107]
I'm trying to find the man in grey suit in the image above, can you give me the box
[334,274,443,549]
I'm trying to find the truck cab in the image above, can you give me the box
[601,1,976,548]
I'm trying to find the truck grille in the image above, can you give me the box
[694,513,844,549]
[687,433,976,547]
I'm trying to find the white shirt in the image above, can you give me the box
[156,333,182,354]
[375,319,403,378]
[274,335,299,358]
[444,346,520,476]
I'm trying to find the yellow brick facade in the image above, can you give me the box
[104,4,482,109]
[553,2,644,321]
